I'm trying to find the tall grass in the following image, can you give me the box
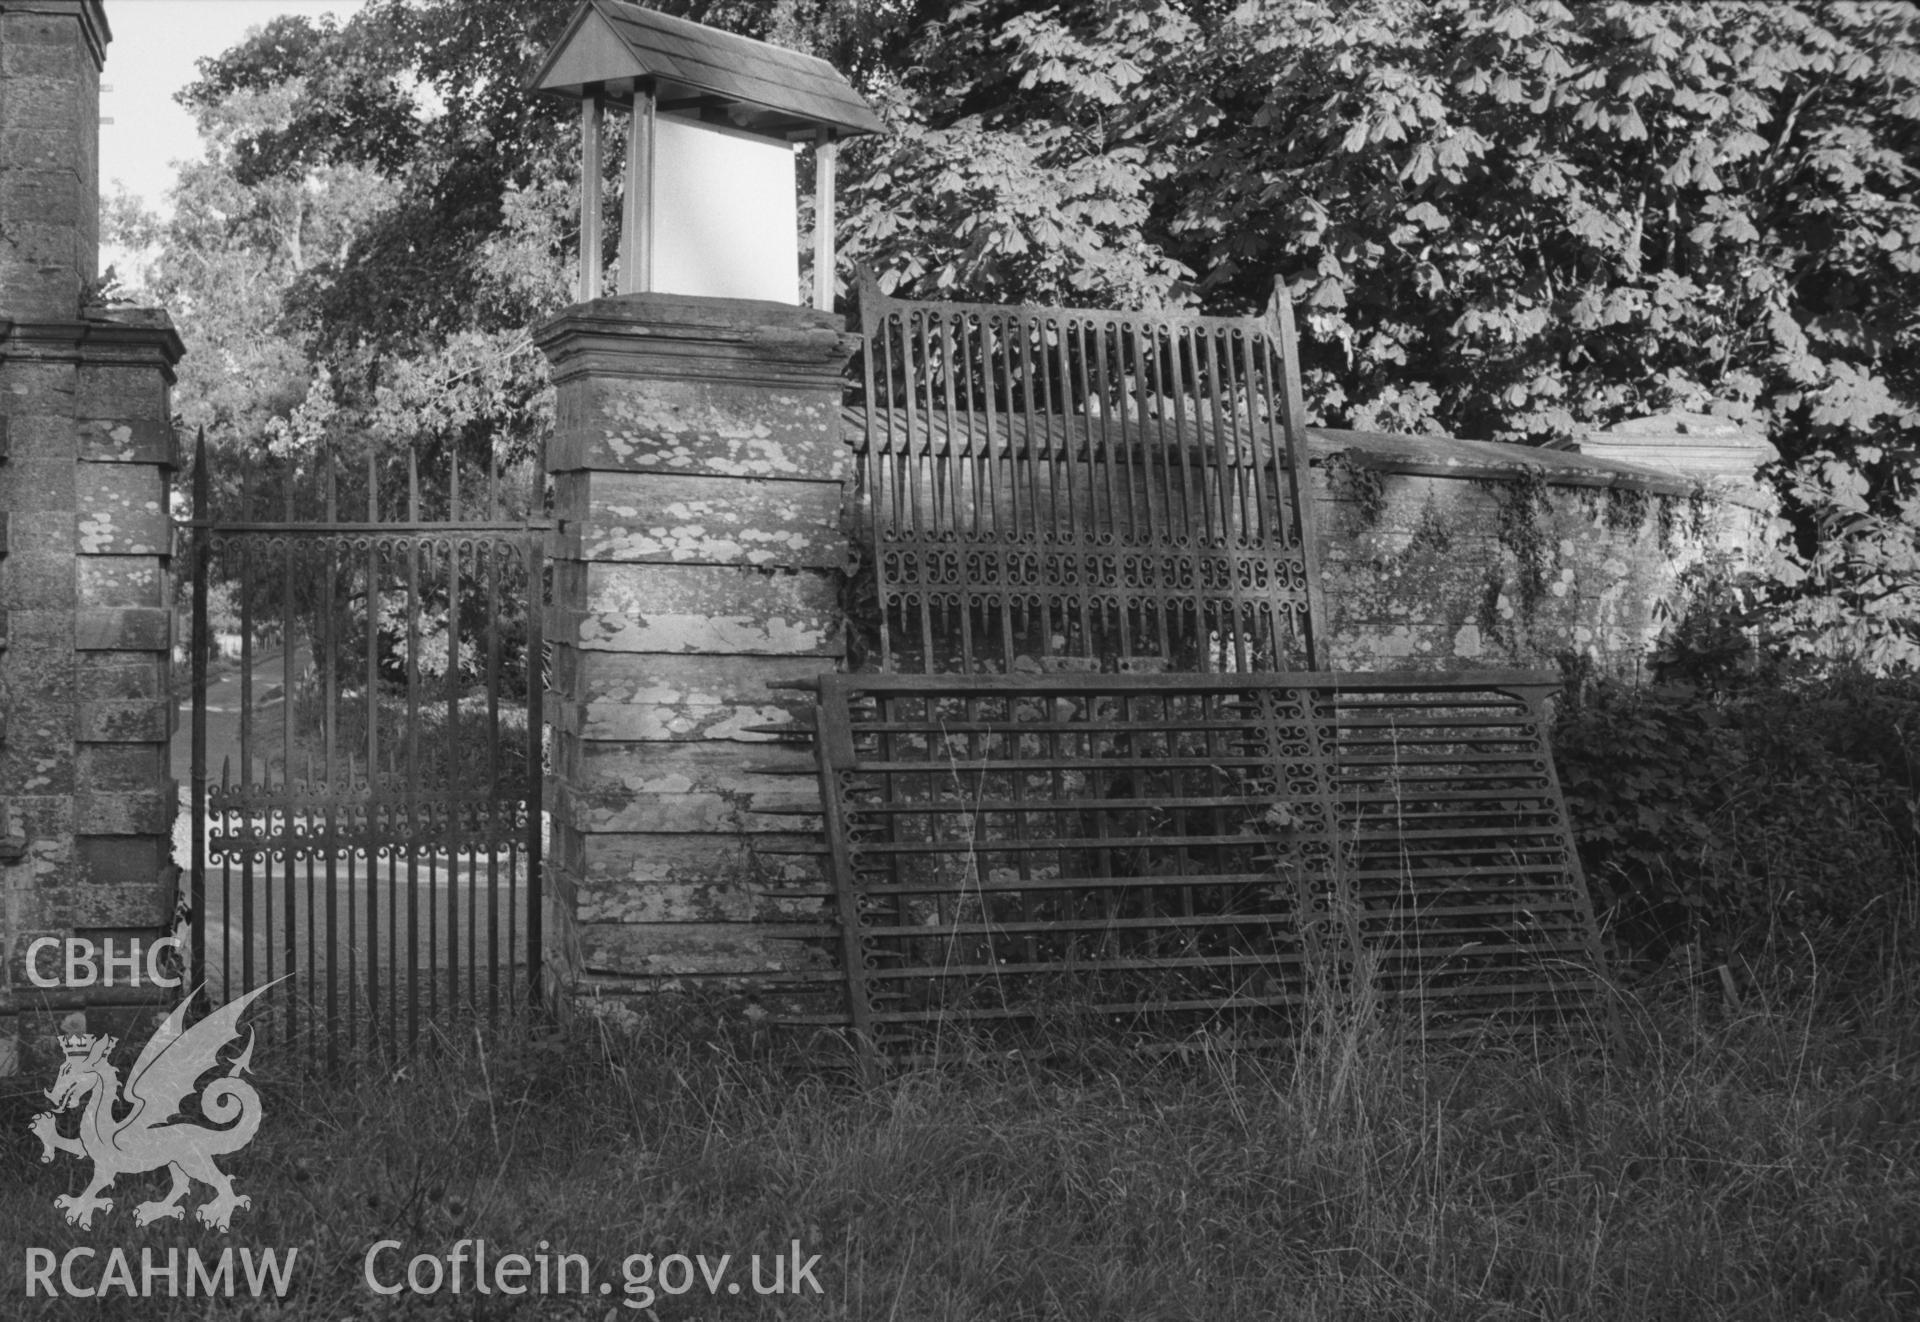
[6,960,1917,1320]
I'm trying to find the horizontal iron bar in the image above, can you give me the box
[868,948,1314,979]
[844,792,1295,816]
[861,911,1301,939]
[847,869,1323,897]
[824,670,1562,696]
[848,717,1310,737]
[851,829,1287,855]
[844,754,1283,774]
[1341,863,1574,881]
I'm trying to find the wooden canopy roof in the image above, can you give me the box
[529,0,884,141]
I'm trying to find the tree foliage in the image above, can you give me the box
[121,0,1920,669]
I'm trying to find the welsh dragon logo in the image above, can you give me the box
[29,979,282,1232]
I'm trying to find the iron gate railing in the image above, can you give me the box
[804,671,1606,1048]
[187,436,547,1064]
[855,273,1326,675]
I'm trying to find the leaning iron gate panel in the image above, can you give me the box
[807,671,1608,1049]
[188,438,546,1063]
[855,274,1328,675]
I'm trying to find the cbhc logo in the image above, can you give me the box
[26,937,184,988]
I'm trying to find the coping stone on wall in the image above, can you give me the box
[1314,424,1772,508]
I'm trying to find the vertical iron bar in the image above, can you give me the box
[282,469,297,1039]
[813,677,875,1052]
[987,316,1017,671]
[447,535,462,1021]
[487,538,502,1023]
[525,495,546,1009]
[1129,324,1173,661]
[238,465,255,998]
[1033,313,1059,657]
[1265,283,1327,669]
[365,454,383,1052]
[1201,328,1250,673]
[406,453,422,1050]
[189,432,210,1002]
[323,456,339,1066]
[875,298,899,670]
[1233,328,1279,664]
[915,310,940,668]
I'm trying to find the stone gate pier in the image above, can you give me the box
[536,294,857,1007]
[0,0,184,1072]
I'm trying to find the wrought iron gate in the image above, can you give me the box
[800,274,1612,1048]
[806,670,1605,1047]
[854,274,1326,674]
[187,437,546,1063]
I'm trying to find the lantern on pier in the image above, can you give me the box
[530,0,883,309]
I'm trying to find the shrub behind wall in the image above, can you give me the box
[1554,673,1920,983]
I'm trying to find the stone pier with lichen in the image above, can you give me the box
[0,0,185,1073]
[535,293,858,1006]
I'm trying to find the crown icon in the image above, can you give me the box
[56,1012,92,1058]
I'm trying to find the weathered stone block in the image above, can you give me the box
[0,359,76,406]
[558,562,841,656]
[76,417,171,464]
[550,374,852,479]
[576,867,829,924]
[75,835,166,887]
[76,555,162,608]
[0,455,77,509]
[0,169,85,231]
[74,743,164,792]
[75,653,166,700]
[0,509,74,607]
[553,740,820,833]
[561,652,819,742]
[75,788,173,835]
[74,607,169,651]
[0,123,81,173]
[63,880,171,927]
[576,830,824,895]
[74,364,166,420]
[0,216,79,281]
[577,921,833,979]
[75,698,168,742]
[9,793,74,855]
[0,21,87,74]
[76,462,167,553]
[555,470,844,568]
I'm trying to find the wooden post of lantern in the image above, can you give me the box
[812,129,836,312]
[579,97,602,302]
[619,91,655,295]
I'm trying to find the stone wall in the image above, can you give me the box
[1310,422,1776,678]
[0,0,184,1073]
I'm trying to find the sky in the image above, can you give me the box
[99,0,367,217]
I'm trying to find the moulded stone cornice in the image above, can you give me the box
[536,292,859,388]
[0,311,185,374]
